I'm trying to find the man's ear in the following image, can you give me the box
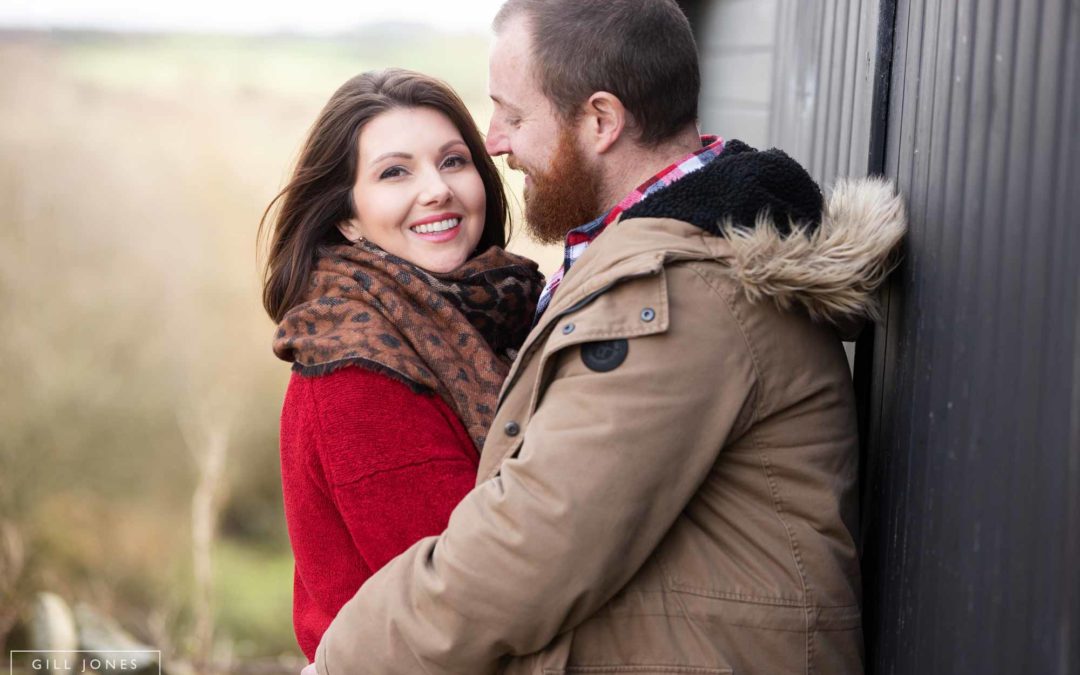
[337,218,363,243]
[580,92,626,155]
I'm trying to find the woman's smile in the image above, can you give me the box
[409,212,463,242]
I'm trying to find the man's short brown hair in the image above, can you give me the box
[494,0,700,146]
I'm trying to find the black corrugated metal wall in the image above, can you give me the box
[865,0,1080,672]
[767,0,887,184]
[684,0,1080,671]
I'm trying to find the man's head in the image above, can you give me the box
[486,0,700,243]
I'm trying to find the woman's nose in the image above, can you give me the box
[419,170,453,205]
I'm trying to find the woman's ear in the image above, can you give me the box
[337,218,364,243]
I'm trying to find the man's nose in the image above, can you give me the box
[486,117,510,156]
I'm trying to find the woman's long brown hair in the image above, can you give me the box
[259,68,510,323]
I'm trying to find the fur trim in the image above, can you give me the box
[721,177,906,325]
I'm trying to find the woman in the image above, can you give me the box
[260,68,543,660]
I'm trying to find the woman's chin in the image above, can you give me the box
[411,250,469,275]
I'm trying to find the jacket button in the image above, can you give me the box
[504,421,521,437]
[641,307,656,322]
[562,322,575,334]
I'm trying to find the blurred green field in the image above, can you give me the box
[0,27,559,669]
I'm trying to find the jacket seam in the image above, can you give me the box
[683,259,815,673]
[683,261,764,427]
[561,609,852,637]
[608,588,860,611]
[661,585,805,607]
[553,325,661,342]
[591,590,859,633]
[756,443,815,674]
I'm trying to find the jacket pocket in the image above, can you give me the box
[653,509,809,612]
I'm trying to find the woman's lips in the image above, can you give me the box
[410,221,461,243]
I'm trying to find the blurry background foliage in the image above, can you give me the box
[0,25,559,670]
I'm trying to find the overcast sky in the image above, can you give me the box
[0,0,507,34]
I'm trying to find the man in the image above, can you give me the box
[310,1,905,673]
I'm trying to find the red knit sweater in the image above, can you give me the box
[278,365,479,660]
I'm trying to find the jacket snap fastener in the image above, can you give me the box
[562,323,575,334]
[640,308,656,322]
[504,421,521,437]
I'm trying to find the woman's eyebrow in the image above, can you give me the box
[370,151,411,165]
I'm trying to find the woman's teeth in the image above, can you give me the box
[412,218,460,234]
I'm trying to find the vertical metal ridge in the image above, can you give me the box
[843,0,864,176]
[1053,3,1080,670]
[812,0,825,173]
[920,3,965,663]
[944,7,984,664]
[968,0,1001,500]
[867,0,897,175]
[952,0,985,498]
[766,0,785,143]
[904,0,943,654]
[933,1,971,528]
[1017,11,1053,645]
[854,16,899,664]
[825,0,852,181]
[896,9,932,608]
[991,21,1028,655]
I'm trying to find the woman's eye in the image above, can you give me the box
[441,155,469,169]
[379,166,406,180]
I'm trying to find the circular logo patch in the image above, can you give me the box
[581,339,629,372]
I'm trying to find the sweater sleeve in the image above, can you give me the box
[279,366,479,660]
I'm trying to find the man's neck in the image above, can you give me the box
[597,127,703,212]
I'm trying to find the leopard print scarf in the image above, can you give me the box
[273,241,543,451]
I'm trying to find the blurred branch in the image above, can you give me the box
[0,518,26,651]
[178,406,230,675]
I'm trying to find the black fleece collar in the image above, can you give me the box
[621,139,824,236]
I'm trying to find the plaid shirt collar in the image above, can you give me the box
[534,135,725,319]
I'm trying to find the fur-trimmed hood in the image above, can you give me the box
[621,140,906,325]
[721,177,905,324]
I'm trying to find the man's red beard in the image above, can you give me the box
[515,126,604,245]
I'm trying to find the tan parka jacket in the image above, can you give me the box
[314,177,905,675]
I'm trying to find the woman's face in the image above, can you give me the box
[340,106,487,273]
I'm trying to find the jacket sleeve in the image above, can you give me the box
[316,265,759,674]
